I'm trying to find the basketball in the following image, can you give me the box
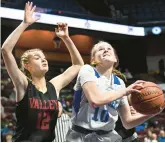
[128,81,165,115]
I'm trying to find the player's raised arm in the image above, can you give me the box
[1,2,40,102]
[50,23,84,97]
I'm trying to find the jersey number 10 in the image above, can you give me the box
[92,107,110,122]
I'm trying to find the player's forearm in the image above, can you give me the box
[1,22,29,53]
[61,36,84,66]
[123,113,153,129]
[92,89,126,106]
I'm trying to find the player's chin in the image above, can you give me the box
[42,67,49,73]
[103,59,114,65]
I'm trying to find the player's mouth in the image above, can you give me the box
[103,54,111,57]
[42,63,47,67]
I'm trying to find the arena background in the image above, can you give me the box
[1,0,165,142]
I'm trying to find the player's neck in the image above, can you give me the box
[32,77,47,90]
[96,65,113,78]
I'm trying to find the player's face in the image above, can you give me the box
[26,51,49,76]
[92,43,117,66]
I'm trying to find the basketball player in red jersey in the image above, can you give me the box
[1,1,84,141]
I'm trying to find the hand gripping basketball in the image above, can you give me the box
[128,81,165,115]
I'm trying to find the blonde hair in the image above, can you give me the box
[20,49,43,80]
[90,41,126,82]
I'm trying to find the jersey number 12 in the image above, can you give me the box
[37,112,50,129]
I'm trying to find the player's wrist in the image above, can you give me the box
[60,35,70,41]
[120,88,128,96]
[21,21,30,28]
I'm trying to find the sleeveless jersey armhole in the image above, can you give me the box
[47,81,58,100]
[15,79,31,104]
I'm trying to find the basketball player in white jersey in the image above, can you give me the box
[66,41,163,142]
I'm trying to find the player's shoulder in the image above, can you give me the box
[79,64,94,73]
[74,65,95,89]
[81,64,93,70]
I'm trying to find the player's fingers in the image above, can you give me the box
[59,23,66,30]
[55,28,59,33]
[135,80,145,84]
[133,83,144,89]
[29,2,33,10]
[31,5,36,13]
[130,106,134,110]
[25,2,28,11]
[131,110,136,115]
[131,89,141,93]
[130,106,136,112]
[26,1,30,10]
[57,22,62,28]
[65,23,68,27]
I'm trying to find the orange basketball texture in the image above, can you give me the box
[129,82,165,114]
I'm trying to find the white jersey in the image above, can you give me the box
[72,64,128,131]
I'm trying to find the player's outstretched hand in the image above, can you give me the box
[24,1,40,25]
[55,23,69,39]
